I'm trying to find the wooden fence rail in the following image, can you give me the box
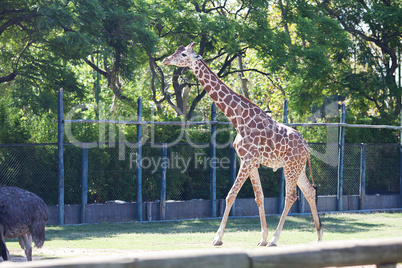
[2,238,402,268]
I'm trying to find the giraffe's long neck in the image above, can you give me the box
[190,60,269,129]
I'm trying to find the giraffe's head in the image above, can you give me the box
[162,42,202,67]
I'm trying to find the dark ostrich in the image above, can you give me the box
[0,186,48,261]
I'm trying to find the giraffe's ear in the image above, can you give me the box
[186,42,196,52]
[176,45,185,52]
[192,54,202,60]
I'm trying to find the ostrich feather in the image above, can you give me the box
[0,186,48,261]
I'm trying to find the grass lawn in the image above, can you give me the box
[5,212,402,261]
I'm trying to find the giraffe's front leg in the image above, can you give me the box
[212,188,238,246]
[249,168,268,246]
[212,226,225,246]
[212,161,250,246]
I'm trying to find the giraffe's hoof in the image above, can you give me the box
[317,229,323,241]
[267,242,277,247]
[212,239,223,246]
[257,241,268,246]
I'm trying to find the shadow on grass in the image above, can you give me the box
[318,215,384,233]
[45,213,391,242]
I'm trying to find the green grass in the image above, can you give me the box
[6,212,402,260]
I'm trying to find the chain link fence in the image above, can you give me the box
[365,144,400,195]
[0,144,59,205]
[0,143,400,206]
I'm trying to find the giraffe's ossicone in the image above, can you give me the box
[163,43,323,247]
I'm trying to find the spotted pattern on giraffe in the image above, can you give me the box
[162,42,323,247]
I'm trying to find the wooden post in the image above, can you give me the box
[359,143,366,210]
[136,97,143,221]
[337,103,346,211]
[210,103,217,218]
[229,144,236,216]
[160,143,167,220]
[278,99,288,213]
[57,88,65,225]
[80,145,88,223]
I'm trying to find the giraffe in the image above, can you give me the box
[162,42,323,247]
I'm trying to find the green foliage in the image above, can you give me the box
[1,0,401,145]
[0,101,30,143]
[321,0,402,121]
[345,115,399,144]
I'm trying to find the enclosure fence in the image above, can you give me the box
[0,142,399,206]
[0,89,401,225]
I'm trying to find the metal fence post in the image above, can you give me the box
[160,143,167,220]
[399,47,402,209]
[210,103,217,218]
[337,103,346,211]
[80,145,88,223]
[278,99,288,213]
[399,46,402,209]
[136,97,143,221]
[400,107,402,208]
[229,144,236,216]
[57,88,65,225]
[359,143,366,210]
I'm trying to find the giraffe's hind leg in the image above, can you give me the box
[268,166,298,247]
[297,169,323,242]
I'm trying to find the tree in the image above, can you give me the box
[146,0,274,120]
[1,0,157,116]
[38,0,157,112]
[145,0,359,123]
[0,0,85,114]
[1,0,400,144]
[241,0,352,117]
[0,0,39,84]
[319,0,402,121]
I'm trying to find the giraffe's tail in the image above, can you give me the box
[308,156,315,187]
[308,156,322,232]
[308,156,318,205]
